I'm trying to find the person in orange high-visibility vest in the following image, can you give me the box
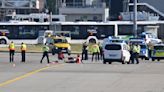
[8,41,15,62]
[21,42,27,62]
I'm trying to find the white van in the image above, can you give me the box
[103,43,131,64]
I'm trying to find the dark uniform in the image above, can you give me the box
[9,42,15,62]
[98,43,103,60]
[40,45,50,63]
[82,42,88,60]
[21,43,27,62]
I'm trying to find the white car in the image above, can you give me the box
[103,42,131,64]
[138,33,162,44]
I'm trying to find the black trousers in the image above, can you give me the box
[132,53,139,64]
[92,52,99,61]
[99,52,103,60]
[82,50,88,60]
[40,51,50,63]
[9,50,15,62]
[21,51,26,62]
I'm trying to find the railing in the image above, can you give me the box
[129,3,164,17]
[63,3,104,8]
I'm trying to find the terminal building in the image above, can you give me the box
[0,0,164,41]
[0,0,45,21]
[59,0,109,22]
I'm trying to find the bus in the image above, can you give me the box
[58,21,159,40]
[0,21,58,44]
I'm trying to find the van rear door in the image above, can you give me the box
[104,44,122,59]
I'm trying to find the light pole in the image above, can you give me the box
[133,0,137,37]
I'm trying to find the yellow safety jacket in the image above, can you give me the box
[91,44,100,53]
[42,45,49,52]
[9,43,15,50]
[21,44,27,51]
[133,45,140,54]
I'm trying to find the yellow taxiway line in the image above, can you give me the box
[0,64,64,87]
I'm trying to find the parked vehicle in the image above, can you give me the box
[48,36,71,55]
[139,43,149,60]
[103,42,131,64]
[138,32,162,44]
[151,44,164,61]
[129,38,146,44]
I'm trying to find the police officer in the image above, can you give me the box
[98,42,103,60]
[82,42,88,60]
[21,42,27,62]
[40,43,50,64]
[132,43,141,64]
[129,42,134,64]
[91,43,100,61]
[9,41,15,62]
[148,42,154,58]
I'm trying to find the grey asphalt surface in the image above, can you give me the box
[0,52,164,92]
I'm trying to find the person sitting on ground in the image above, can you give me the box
[65,54,76,63]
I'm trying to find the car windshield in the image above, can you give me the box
[110,40,124,43]
[105,44,121,50]
[140,45,147,48]
[130,41,143,44]
[154,46,164,50]
[139,35,145,38]
[54,39,68,43]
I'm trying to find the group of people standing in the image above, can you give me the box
[7,41,143,65]
[129,43,141,64]
[8,41,27,63]
[81,42,103,61]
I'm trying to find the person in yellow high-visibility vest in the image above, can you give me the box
[8,41,15,62]
[91,44,100,61]
[40,43,50,64]
[21,42,27,62]
[132,43,141,64]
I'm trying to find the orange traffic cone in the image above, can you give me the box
[76,54,81,64]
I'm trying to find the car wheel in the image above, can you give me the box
[152,58,155,61]
[103,59,107,64]
[0,39,7,44]
[145,57,149,60]
[157,59,160,61]
[122,61,125,64]
[108,62,112,64]
[103,61,106,64]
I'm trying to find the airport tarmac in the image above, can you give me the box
[0,52,164,92]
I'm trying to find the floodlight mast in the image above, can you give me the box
[133,0,138,37]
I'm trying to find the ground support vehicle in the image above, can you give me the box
[48,36,71,55]
[151,44,164,61]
